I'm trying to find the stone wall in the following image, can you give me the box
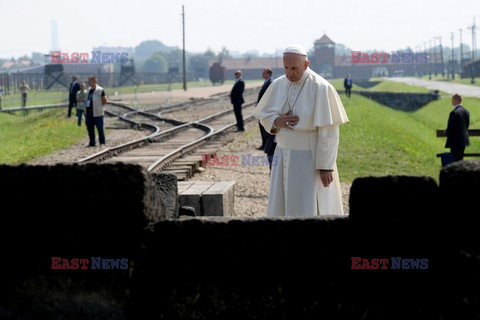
[0,163,171,320]
[353,91,440,111]
[1,161,480,319]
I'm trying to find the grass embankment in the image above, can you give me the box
[337,93,480,183]
[0,109,85,164]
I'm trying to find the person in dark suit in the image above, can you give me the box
[257,68,273,150]
[445,94,470,161]
[230,70,245,131]
[344,74,352,98]
[68,75,81,118]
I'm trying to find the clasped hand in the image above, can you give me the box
[274,112,299,129]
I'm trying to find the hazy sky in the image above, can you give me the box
[0,0,478,58]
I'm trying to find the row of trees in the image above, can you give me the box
[138,40,233,78]
[1,39,254,78]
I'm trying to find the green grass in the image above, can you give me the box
[337,94,480,183]
[0,90,68,109]
[0,109,85,164]
[1,82,210,109]
[364,81,430,93]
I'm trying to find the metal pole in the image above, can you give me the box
[429,40,433,79]
[182,5,187,91]
[468,18,477,83]
[472,18,476,83]
[423,42,427,76]
[451,33,455,79]
[433,38,437,76]
[459,29,464,78]
[438,36,445,78]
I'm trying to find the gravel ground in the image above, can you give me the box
[108,81,263,106]
[190,119,351,217]
[161,91,259,122]
[28,117,149,165]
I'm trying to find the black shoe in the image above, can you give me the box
[257,146,264,150]
[236,129,245,132]
[86,144,95,148]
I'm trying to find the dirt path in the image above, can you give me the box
[109,81,264,105]
[388,77,480,97]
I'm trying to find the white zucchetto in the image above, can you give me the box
[283,45,308,56]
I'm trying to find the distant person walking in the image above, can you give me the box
[85,76,107,147]
[19,81,29,107]
[344,74,352,98]
[257,68,273,150]
[68,75,80,118]
[445,93,470,162]
[76,83,87,127]
[230,70,245,132]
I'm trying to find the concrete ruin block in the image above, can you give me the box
[349,175,439,221]
[151,172,179,219]
[177,181,194,194]
[201,181,235,216]
[440,160,480,219]
[178,181,214,216]
[0,163,165,320]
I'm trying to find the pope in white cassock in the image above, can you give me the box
[253,45,349,217]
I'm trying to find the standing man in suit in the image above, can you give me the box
[230,70,245,132]
[68,75,80,118]
[446,94,470,162]
[344,74,352,98]
[257,68,273,150]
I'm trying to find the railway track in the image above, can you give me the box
[78,97,258,180]
[148,102,257,175]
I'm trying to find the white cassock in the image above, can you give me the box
[253,67,349,217]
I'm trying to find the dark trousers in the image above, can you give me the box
[85,111,105,146]
[451,146,465,161]
[264,135,277,171]
[21,93,27,107]
[68,94,76,117]
[77,109,84,126]
[267,143,277,171]
[345,87,351,98]
[259,121,270,148]
[233,103,244,131]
